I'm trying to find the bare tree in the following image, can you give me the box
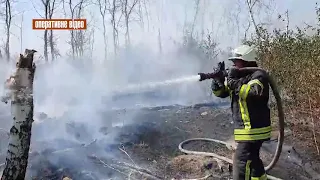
[1,49,37,180]
[158,28,162,55]
[202,33,219,61]
[223,0,242,42]
[244,0,275,42]
[142,0,149,31]
[243,19,252,41]
[48,0,59,61]
[41,0,49,62]
[279,10,290,37]
[86,11,96,59]
[108,0,120,55]
[223,0,274,42]
[40,0,60,62]
[88,27,95,59]
[11,11,24,53]
[20,12,23,52]
[137,0,144,29]
[97,0,108,61]
[63,0,86,59]
[74,0,85,57]
[200,0,205,40]
[245,0,261,38]
[121,0,139,47]
[190,0,200,37]
[4,0,12,61]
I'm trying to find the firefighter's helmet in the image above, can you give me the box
[228,45,257,62]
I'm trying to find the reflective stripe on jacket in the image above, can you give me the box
[211,70,271,142]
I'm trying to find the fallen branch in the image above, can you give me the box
[88,155,163,180]
[95,158,128,176]
[119,145,137,167]
[50,139,97,154]
[118,161,162,179]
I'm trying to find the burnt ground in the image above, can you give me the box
[0,103,319,180]
[104,105,320,180]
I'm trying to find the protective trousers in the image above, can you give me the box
[232,141,267,180]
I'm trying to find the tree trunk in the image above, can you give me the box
[5,29,10,61]
[1,49,37,180]
[97,0,108,61]
[143,0,150,32]
[20,13,24,53]
[125,16,130,47]
[70,30,75,59]
[158,28,162,55]
[44,30,48,62]
[50,30,54,61]
[5,0,12,62]
[48,0,57,61]
[190,0,200,37]
[112,20,117,55]
[102,19,107,61]
[137,0,144,30]
[111,0,118,55]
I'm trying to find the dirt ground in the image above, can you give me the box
[0,103,319,180]
[99,104,320,180]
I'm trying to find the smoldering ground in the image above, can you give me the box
[0,44,226,179]
[0,48,317,180]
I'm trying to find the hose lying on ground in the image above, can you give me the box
[179,68,285,180]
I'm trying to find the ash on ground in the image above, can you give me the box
[0,103,318,180]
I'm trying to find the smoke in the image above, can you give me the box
[0,60,15,130]
[0,34,225,179]
[30,41,218,137]
[104,44,218,107]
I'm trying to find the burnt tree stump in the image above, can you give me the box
[1,49,37,180]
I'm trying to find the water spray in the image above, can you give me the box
[179,64,285,180]
[110,75,201,97]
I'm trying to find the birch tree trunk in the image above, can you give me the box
[1,49,37,180]
[5,0,12,62]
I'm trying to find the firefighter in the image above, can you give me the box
[211,45,270,180]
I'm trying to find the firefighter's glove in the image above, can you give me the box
[213,67,226,83]
[211,78,224,91]
[227,76,250,93]
[227,77,239,91]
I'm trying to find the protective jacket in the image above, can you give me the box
[212,70,271,142]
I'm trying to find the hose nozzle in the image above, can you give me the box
[198,61,227,81]
[198,72,219,81]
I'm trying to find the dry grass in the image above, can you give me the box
[244,8,320,155]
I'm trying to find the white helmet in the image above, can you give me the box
[228,45,257,62]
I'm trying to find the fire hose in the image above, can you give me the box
[178,67,285,180]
